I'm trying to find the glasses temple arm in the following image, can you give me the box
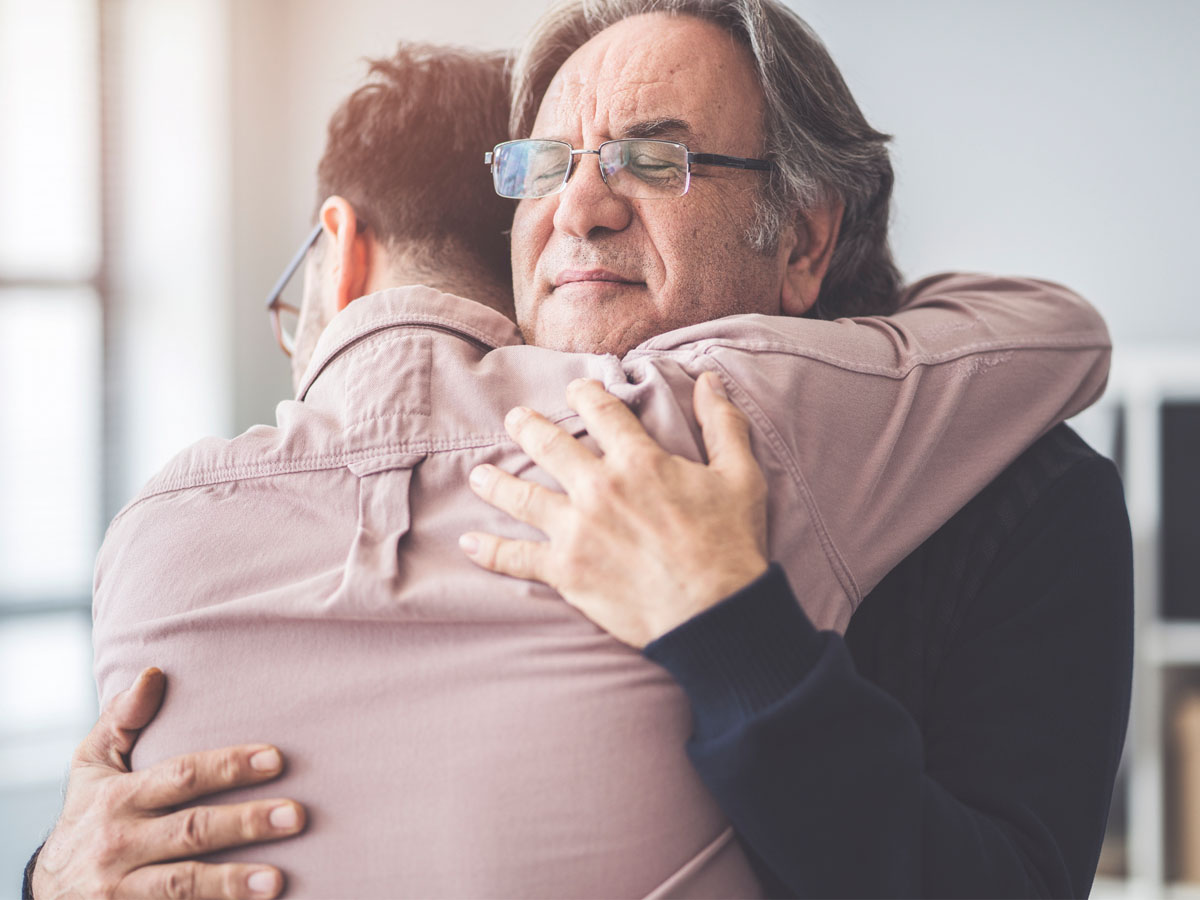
[263,223,323,310]
[687,152,773,171]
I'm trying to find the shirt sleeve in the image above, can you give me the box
[693,272,1113,611]
[643,457,1133,898]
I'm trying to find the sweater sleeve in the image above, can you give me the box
[643,458,1133,898]
[22,843,42,900]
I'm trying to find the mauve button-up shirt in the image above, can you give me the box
[92,273,1110,898]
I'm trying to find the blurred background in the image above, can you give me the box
[1,0,1197,893]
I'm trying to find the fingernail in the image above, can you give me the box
[247,869,280,896]
[250,748,282,772]
[459,534,480,556]
[568,377,589,391]
[505,406,530,428]
[469,465,490,488]
[705,372,727,398]
[269,804,299,829]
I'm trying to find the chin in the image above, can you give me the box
[526,314,654,357]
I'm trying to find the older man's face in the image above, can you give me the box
[510,13,797,355]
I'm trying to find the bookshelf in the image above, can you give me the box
[1071,347,1200,896]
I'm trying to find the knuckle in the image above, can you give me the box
[498,541,531,576]
[529,424,566,459]
[217,750,243,785]
[163,862,199,900]
[514,480,541,518]
[94,777,127,813]
[93,823,131,867]
[165,756,200,794]
[622,444,664,474]
[478,536,502,571]
[240,804,262,841]
[584,469,622,505]
[175,807,208,854]
[223,865,250,900]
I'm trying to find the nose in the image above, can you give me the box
[551,151,633,238]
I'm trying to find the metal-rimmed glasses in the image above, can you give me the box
[485,138,772,201]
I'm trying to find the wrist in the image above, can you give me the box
[645,554,770,645]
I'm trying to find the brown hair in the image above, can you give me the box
[511,0,902,319]
[317,43,514,287]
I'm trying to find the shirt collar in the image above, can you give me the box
[295,285,524,400]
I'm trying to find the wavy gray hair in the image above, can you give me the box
[509,0,902,318]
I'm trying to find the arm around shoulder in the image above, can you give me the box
[645,452,1133,897]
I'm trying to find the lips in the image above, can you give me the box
[553,268,642,288]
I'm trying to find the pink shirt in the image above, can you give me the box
[92,273,1110,898]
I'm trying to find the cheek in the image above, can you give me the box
[511,200,552,280]
[658,203,780,318]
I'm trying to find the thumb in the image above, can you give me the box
[73,667,166,771]
[694,372,755,474]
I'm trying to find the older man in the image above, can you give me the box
[28,6,1126,900]
[464,3,1132,897]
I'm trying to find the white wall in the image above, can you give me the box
[226,0,1200,431]
[228,0,549,431]
[798,0,1200,346]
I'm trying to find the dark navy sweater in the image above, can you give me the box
[644,424,1134,898]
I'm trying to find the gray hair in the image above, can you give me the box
[509,0,902,318]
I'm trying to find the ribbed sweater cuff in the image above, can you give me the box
[643,563,826,740]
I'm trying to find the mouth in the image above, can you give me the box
[553,269,644,290]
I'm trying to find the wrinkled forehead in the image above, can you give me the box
[531,12,764,152]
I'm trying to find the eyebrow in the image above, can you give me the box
[618,117,696,141]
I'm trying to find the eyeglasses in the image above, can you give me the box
[264,219,369,358]
[264,223,321,358]
[485,138,772,200]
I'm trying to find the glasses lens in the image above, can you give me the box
[600,140,689,199]
[493,141,572,199]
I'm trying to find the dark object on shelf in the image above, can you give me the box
[1162,402,1200,620]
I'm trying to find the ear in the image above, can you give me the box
[319,196,369,312]
[779,200,844,316]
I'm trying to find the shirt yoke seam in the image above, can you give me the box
[629,332,1108,378]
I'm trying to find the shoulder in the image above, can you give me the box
[111,399,345,525]
[847,424,1131,717]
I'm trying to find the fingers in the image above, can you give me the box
[501,405,599,490]
[459,532,551,583]
[468,463,568,530]
[117,861,285,900]
[563,379,659,456]
[128,799,305,867]
[74,667,167,771]
[126,745,288,811]
[693,371,756,478]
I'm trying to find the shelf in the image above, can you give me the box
[1145,623,1200,667]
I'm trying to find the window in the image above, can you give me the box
[0,0,105,882]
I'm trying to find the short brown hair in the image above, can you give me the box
[317,43,514,285]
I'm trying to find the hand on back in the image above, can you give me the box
[32,668,304,900]
[462,373,770,647]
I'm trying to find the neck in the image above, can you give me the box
[377,243,514,322]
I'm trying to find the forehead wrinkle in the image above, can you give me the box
[534,14,761,151]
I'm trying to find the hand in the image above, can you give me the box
[32,668,305,900]
[461,373,769,647]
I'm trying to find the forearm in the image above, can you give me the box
[646,455,1132,899]
[645,565,923,896]
[694,272,1112,600]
